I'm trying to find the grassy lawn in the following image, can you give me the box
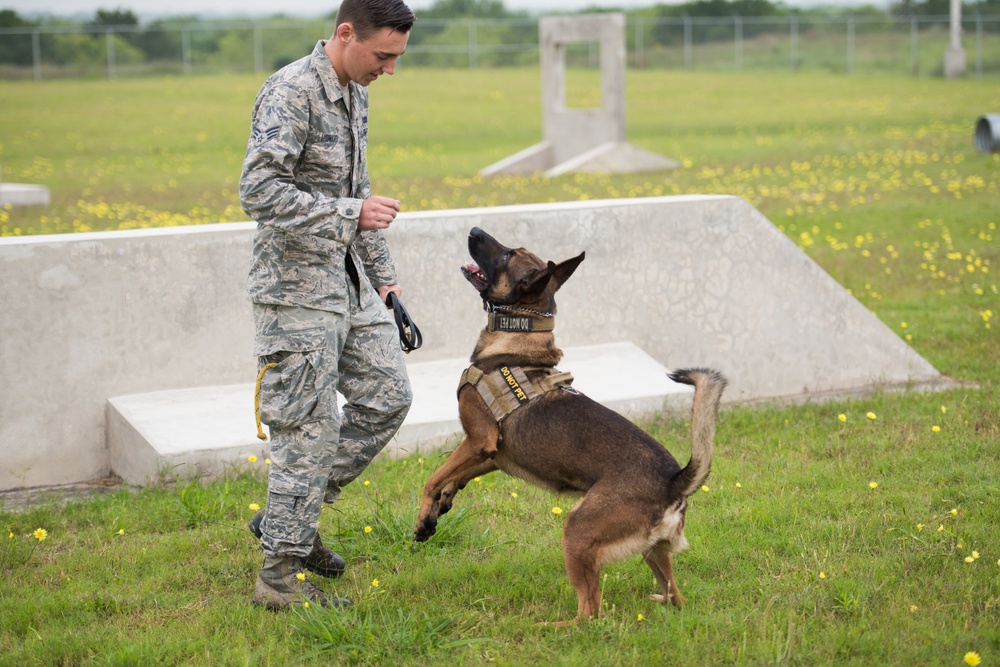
[1,69,998,665]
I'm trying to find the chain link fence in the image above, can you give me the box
[0,14,997,80]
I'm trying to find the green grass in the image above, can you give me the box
[1,68,999,665]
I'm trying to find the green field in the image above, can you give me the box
[1,70,998,665]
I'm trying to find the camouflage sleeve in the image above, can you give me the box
[351,86,396,286]
[354,230,398,287]
[239,83,361,246]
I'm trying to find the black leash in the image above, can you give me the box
[385,292,422,353]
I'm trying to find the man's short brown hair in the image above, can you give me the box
[336,0,415,40]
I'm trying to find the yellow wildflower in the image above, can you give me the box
[701,485,710,493]
[735,482,742,488]
[972,551,980,559]
[552,507,563,515]
[964,652,980,666]
[819,572,826,579]
[938,525,945,532]
[950,508,958,516]
[637,614,644,621]
[363,480,371,487]
[511,492,518,498]
[372,579,379,588]
[364,526,372,534]
[265,458,271,465]
[838,413,847,422]
[866,411,877,420]
[248,455,257,463]
[869,481,878,489]
[909,605,917,612]
[296,572,306,581]
[117,529,125,535]
[33,528,47,541]
[249,503,260,511]
[964,556,974,563]
[932,425,940,433]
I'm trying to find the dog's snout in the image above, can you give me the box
[468,227,494,258]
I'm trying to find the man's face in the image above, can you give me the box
[341,26,409,87]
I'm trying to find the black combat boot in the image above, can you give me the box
[252,556,351,611]
[249,508,346,578]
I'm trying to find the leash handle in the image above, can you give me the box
[385,292,422,353]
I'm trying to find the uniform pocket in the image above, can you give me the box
[258,350,323,430]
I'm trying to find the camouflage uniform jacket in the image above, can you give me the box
[240,40,397,320]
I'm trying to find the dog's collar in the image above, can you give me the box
[485,303,555,333]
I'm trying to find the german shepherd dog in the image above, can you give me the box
[414,227,727,625]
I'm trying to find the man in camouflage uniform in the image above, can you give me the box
[239,0,415,610]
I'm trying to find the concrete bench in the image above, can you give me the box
[107,342,694,486]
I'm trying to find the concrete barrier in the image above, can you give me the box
[0,195,943,491]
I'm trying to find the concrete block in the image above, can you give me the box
[481,13,678,176]
[106,342,692,486]
[1,195,950,491]
[0,183,51,207]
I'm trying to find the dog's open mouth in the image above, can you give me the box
[461,262,488,292]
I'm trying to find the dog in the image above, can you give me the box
[413,227,727,625]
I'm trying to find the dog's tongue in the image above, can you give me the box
[462,262,480,274]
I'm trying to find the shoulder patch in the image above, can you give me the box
[251,125,281,146]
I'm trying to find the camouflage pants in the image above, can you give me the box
[253,281,412,558]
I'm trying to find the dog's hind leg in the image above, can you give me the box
[547,497,612,625]
[644,542,685,607]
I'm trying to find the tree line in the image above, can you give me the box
[1,0,997,70]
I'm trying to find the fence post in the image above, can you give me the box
[683,16,692,70]
[846,16,854,75]
[976,14,983,78]
[106,29,117,80]
[32,29,42,81]
[182,28,191,74]
[734,14,743,72]
[790,15,798,72]
[254,23,263,73]
[634,16,643,68]
[910,15,918,76]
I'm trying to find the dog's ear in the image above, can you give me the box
[521,251,586,297]
[549,252,585,292]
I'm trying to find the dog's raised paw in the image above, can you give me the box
[413,519,437,542]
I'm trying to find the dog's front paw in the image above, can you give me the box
[413,517,438,542]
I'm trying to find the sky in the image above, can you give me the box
[2,0,872,20]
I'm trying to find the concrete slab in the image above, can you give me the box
[106,342,693,486]
[0,183,51,207]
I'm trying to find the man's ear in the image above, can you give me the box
[335,21,355,43]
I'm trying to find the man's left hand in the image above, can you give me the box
[378,284,402,306]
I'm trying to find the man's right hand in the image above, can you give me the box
[358,196,401,231]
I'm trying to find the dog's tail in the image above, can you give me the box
[667,368,728,498]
